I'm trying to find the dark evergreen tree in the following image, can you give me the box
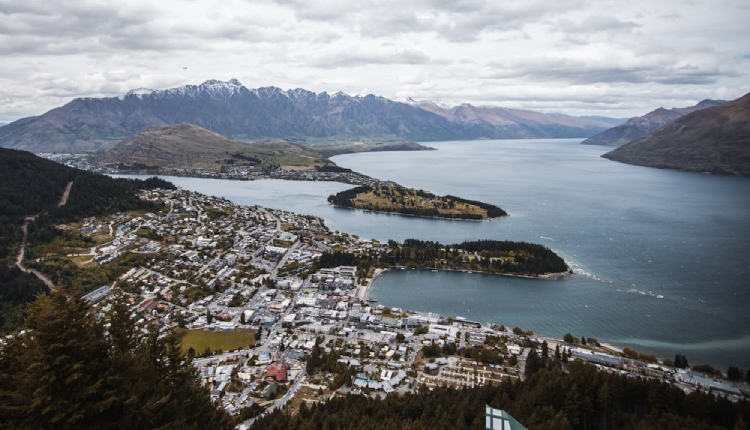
[0,291,232,429]
[674,354,689,369]
[252,359,750,430]
[727,366,741,381]
[541,340,549,368]
[525,346,541,376]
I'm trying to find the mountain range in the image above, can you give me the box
[602,92,750,176]
[581,99,726,147]
[0,79,619,154]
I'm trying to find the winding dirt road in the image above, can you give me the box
[14,181,74,292]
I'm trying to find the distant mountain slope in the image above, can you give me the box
[405,100,616,139]
[578,116,628,128]
[602,93,750,176]
[93,123,332,171]
[582,99,726,147]
[0,80,616,153]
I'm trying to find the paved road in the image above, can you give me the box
[270,241,301,279]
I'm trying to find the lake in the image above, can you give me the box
[138,139,750,369]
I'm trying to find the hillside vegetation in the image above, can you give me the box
[0,292,233,429]
[0,148,173,332]
[252,361,749,430]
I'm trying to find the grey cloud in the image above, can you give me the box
[0,1,163,55]
[556,15,641,34]
[421,0,487,14]
[308,49,431,69]
[483,54,734,86]
[549,15,641,45]
[273,0,589,42]
[0,34,105,56]
[273,0,359,21]
[0,1,151,38]
[358,10,431,38]
[102,25,193,52]
[309,30,344,44]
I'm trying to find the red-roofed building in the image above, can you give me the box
[266,362,290,382]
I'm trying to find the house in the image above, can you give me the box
[262,383,277,400]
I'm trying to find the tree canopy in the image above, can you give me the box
[253,361,750,430]
[0,291,233,429]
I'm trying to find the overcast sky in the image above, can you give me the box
[1,0,748,123]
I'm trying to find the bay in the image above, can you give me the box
[129,139,750,369]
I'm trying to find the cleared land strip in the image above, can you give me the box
[14,181,73,292]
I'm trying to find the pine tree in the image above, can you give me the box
[525,347,541,376]
[541,341,549,368]
[3,293,116,427]
[0,291,233,429]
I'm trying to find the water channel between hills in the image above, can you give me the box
[132,139,750,369]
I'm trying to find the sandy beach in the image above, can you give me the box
[356,268,386,301]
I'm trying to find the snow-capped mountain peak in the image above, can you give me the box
[122,88,156,99]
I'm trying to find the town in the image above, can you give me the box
[41,152,395,187]
[69,187,746,427]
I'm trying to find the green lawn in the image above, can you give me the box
[178,328,256,354]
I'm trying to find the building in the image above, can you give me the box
[571,348,621,368]
[266,362,289,382]
[675,370,743,397]
[82,285,111,304]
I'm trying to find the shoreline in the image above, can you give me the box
[357,265,571,303]
[329,203,505,222]
[356,268,385,301]
[358,268,663,367]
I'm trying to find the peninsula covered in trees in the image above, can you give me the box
[328,184,507,220]
[318,238,570,278]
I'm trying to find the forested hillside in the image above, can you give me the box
[253,361,749,430]
[0,148,174,332]
[0,292,233,429]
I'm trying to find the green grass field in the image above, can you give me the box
[178,328,256,354]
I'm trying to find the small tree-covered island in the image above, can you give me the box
[328,184,508,220]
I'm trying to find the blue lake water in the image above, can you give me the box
[135,139,750,369]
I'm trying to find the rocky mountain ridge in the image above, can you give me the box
[0,79,617,153]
